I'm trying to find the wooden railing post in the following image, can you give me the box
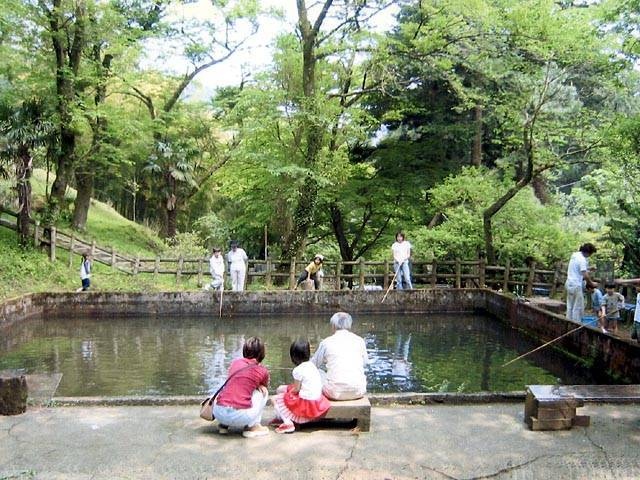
[68,234,75,267]
[197,257,204,287]
[383,260,390,290]
[289,257,296,290]
[335,260,342,290]
[177,255,183,282]
[134,255,140,275]
[455,258,461,288]
[479,257,486,288]
[430,260,437,288]
[503,259,511,292]
[265,258,272,289]
[550,261,561,297]
[90,240,96,257]
[33,220,40,247]
[110,247,116,268]
[526,261,536,296]
[50,227,56,262]
[154,256,160,277]
[359,257,366,290]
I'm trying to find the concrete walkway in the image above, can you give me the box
[1,403,639,479]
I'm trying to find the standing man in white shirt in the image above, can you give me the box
[565,243,598,322]
[391,232,413,290]
[227,241,248,292]
[311,312,369,400]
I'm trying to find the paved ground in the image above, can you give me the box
[1,403,639,480]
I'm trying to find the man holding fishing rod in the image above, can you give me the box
[565,243,598,322]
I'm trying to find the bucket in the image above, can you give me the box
[581,315,597,327]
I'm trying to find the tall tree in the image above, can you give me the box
[281,0,394,259]
[0,99,52,246]
[121,0,260,238]
[41,0,87,217]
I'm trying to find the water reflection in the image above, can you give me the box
[0,313,619,396]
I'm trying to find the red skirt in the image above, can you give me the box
[275,384,331,423]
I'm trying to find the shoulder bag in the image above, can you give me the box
[199,363,257,421]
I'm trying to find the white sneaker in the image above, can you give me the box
[242,425,269,438]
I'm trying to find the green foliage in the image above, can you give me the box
[166,231,207,258]
[192,212,229,250]
[413,167,577,264]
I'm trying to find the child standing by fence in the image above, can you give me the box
[602,282,625,334]
[272,339,331,434]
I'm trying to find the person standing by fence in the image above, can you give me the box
[565,243,598,322]
[391,232,413,290]
[227,241,248,292]
[208,247,225,291]
[78,254,92,292]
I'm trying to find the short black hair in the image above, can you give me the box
[579,243,597,255]
[243,337,265,363]
[289,338,310,366]
[605,282,616,289]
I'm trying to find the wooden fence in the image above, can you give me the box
[0,207,571,294]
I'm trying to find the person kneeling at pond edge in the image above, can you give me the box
[296,254,324,290]
[272,338,331,434]
[311,312,369,401]
[212,336,270,438]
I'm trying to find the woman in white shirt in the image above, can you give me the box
[391,232,412,290]
[227,241,248,291]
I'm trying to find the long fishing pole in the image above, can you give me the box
[502,323,586,368]
[381,264,401,303]
[219,285,224,318]
[503,299,625,367]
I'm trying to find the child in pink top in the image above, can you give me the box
[272,339,330,434]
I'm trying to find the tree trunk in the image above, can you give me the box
[50,130,76,207]
[46,0,86,216]
[483,119,535,263]
[72,169,93,230]
[532,176,549,204]
[72,48,111,230]
[166,205,177,239]
[329,202,354,262]
[282,1,332,258]
[472,104,483,166]
[16,147,32,247]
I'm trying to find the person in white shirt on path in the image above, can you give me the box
[227,241,248,292]
[311,312,369,401]
[391,232,413,290]
[208,247,225,291]
[565,243,598,322]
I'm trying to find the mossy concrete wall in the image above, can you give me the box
[2,289,639,384]
[484,291,640,384]
[1,289,486,328]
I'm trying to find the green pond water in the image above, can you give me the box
[0,313,612,396]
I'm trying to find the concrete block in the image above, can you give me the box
[324,397,371,432]
[0,374,28,415]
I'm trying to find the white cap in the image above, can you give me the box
[315,254,324,261]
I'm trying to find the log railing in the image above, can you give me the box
[0,207,587,294]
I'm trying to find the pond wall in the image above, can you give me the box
[2,289,639,384]
[0,289,486,327]
[484,291,640,384]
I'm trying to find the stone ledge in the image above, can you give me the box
[48,391,526,407]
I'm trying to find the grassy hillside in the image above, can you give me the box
[0,170,206,301]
